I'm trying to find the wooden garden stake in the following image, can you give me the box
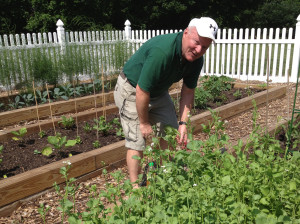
[46,83,56,135]
[287,68,290,121]
[72,80,79,137]
[101,66,106,120]
[32,81,42,134]
[92,79,99,142]
[265,45,270,134]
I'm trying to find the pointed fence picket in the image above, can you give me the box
[0,16,299,91]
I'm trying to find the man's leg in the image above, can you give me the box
[127,149,143,187]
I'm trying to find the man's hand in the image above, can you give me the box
[177,124,188,149]
[140,122,153,139]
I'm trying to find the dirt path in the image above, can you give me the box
[0,82,299,223]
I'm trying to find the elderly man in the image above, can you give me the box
[114,17,218,186]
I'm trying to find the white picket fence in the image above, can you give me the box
[0,15,299,91]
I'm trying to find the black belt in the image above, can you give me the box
[120,72,135,88]
[120,72,126,80]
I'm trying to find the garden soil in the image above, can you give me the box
[0,82,299,223]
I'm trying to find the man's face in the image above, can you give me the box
[182,27,212,62]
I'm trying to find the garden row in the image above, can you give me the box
[0,84,287,216]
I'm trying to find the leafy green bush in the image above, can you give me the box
[194,86,213,109]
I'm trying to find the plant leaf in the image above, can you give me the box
[41,146,53,156]
[65,139,77,147]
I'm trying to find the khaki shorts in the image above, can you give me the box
[114,73,178,151]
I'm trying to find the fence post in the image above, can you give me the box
[124,20,131,40]
[56,19,66,52]
[291,14,300,82]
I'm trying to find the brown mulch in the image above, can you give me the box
[0,81,299,223]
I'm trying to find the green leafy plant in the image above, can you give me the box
[53,88,68,101]
[233,89,242,99]
[60,84,74,99]
[58,116,75,129]
[82,83,93,95]
[0,102,4,110]
[38,130,46,138]
[38,203,51,224]
[194,86,213,109]
[21,93,34,106]
[8,96,25,109]
[93,116,112,135]
[92,140,100,148]
[11,127,27,141]
[42,133,77,156]
[36,89,49,104]
[83,122,92,133]
[53,162,79,223]
[111,117,124,137]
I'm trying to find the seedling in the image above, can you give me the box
[11,127,27,141]
[75,136,82,144]
[41,133,77,156]
[93,140,101,148]
[83,122,92,133]
[93,116,112,135]
[59,116,75,129]
[38,130,46,138]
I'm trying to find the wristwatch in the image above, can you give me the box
[178,121,187,125]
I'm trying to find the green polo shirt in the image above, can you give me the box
[123,32,203,98]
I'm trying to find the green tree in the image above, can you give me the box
[253,0,300,28]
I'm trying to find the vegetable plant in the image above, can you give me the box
[58,116,75,129]
[42,133,77,156]
[83,122,92,133]
[11,127,27,141]
[93,116,112,135]
[233,89,242,99]
[53,88,68,101]
[194,86,213,109]
[21,93,34,106]
[46,104,300,223]
[36,90,49,104]
[8,96,25,109]
[92,140,101,148]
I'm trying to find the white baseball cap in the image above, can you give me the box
[188,17,218,43]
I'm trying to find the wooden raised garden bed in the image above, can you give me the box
[0,85,286,216]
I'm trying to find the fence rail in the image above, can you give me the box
[0,16,299,91]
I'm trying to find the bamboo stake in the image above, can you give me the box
[265,45,270,134]
[32,81,42,134]
[72,80,79,137]
[92,79,99,142]
[101,66,106,120]
[46,83,56,135]
[287,68,290,121]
